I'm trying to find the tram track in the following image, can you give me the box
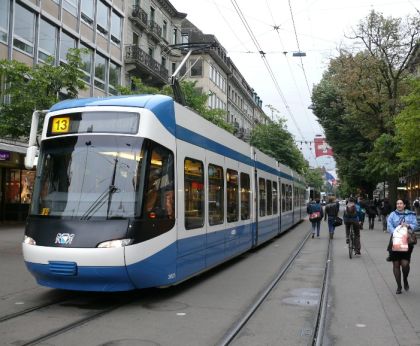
[216,229,333,346]
[0,293,137,346]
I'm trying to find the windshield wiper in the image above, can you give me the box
[80,185,118,220]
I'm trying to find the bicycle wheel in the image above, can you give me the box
[348,228,353,259]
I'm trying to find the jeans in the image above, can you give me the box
[327,216,335,234]
[345,221,361,252]
[311,220,321,236]
[368,215,375,229]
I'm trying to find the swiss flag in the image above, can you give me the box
[314,138,333,157]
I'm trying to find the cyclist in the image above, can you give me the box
[343,197,362,255]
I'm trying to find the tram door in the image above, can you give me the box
[176,141,206,278]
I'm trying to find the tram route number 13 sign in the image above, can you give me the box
[51,117,70,133]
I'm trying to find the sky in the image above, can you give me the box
[170,0,419,169]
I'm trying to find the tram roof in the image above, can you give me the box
[49,94,173,112]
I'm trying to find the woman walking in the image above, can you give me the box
[387,199,418,294]
[307,198,323,238]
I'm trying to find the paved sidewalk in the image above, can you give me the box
[326,219,420,345]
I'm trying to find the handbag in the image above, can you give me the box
[408,230,417,245]
[309,211,321,220]
[392,225,409,252]
[333,216,343,227]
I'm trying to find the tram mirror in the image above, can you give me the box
[25,146,39,169]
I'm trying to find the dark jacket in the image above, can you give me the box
[324,203,338,220]
[380,201,392,216]
[307,202,324,220]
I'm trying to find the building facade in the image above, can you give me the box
[179,19,270,142]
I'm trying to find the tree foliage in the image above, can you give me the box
[250,119,307,172]
[0,49,86,138]
[311,10,420,199]
[304,168,324,191]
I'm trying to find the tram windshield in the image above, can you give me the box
[30,135,174,220]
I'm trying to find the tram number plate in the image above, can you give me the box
[51,117,70,133]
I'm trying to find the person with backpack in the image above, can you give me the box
[357,196,367,230]
[380,198,393,232]
[324,196,339,239]
[387,199,418,294]
[343,197,362,255]
[307,198,323,238]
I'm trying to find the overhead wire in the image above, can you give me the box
[229,0,307,143]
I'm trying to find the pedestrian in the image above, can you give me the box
[413,198,420,216]
[387,199,418,294]
[366,199,377,230]
[324,196,339,239]
[343,197,362,255]
[380,198,393,232]
[375,198,382,221]
[307,198,323,238]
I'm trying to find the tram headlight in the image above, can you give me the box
[97,239,134,248]
[23,235,36,245]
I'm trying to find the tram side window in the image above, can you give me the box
[281,183,286,212]
[184,158,204,229]
[259,178,266,217]
[288,185,293,211]
[240,173,250,220]
[208,164,224,225]
[266,180,272,215]
[273,181,278,214]
[143,143,174,220]
[227,169,239,222]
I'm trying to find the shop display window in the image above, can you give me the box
[5,169,35,204]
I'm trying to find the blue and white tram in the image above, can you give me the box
[22,95,307,291]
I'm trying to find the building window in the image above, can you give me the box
[133,32,139,45]
[184,158,204,230]
[181,33,189,44]
[111,12,121,45]
[190,58,202,76]
[80,44,92,83]
[172,28,177,44]
[161,56,166,68]
[150,7,155,22]
[38,19,57,62]
[171,62,176,74]
[81,0,94,25]
[60,32,76,62]
[13,4,35,55]
[63,0,78,16]
[94,53,106,90]
[162,20,167,40]
[109,61,120,95]
[5,169,35,205]
[208,164,224,226]
[97,1,109,36]
[0,0,9,43]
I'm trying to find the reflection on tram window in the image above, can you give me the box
[267,180,272,216]
[143,143,174,220]
[184,157,204,229]
[282,183,286,212]
[259,178,266,217]
[208,164,224,226]
[227,169,238,223]
[240,173,250,220]
[273,181,278,215]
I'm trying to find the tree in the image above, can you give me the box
[250,119,307,172]
[0,49,86,138]
[304,168,324,191]
[394,77,420,169]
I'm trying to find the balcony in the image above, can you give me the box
[125,45,169,87]
[130,6,148,29]
[148,20,162,42]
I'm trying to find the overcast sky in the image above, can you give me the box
[170,0,419,169]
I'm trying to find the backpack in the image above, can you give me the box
[346,202,357,217]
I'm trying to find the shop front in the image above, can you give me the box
[0,139,34,222]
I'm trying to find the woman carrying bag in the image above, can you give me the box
[324,196,339,239]
[387,199,418,294]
